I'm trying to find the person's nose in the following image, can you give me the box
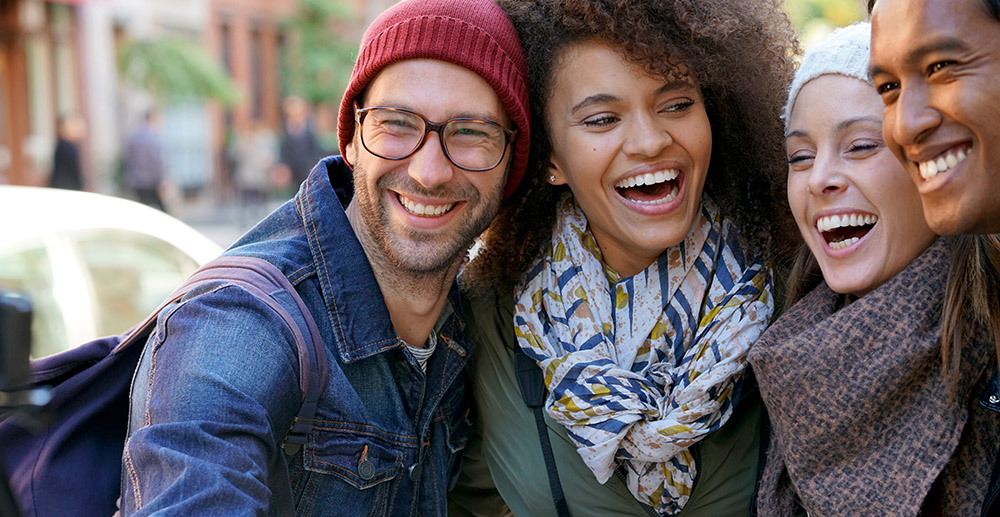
[406,131,455,189]
[622,112,673,158]
[807,150,849,196]
[887,83,942,151]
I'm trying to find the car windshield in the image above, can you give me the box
[0,228,200,358]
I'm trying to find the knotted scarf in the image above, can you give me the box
[514,194,773,515]
[749,239,1000,516]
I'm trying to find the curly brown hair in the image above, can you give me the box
[463,0,800,294]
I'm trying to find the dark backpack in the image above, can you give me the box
[0,255,328,517]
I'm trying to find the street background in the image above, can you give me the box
[0,0,868,249]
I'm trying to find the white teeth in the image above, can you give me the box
[816,213,878,233]
[615,169,679,189]
[398,195,455,217]
[828,236,860,250]
[817,212,877,250]
[918,147,969,180]
[921,160,936,178]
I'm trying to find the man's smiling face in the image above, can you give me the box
[870,0,1000,234]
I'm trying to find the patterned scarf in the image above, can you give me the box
[749,239,999,516]
[513,194,773,515]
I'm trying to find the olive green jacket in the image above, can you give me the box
[449,291,763,517]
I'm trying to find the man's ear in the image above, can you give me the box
[345,132,360,165]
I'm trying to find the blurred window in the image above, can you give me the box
[0,245,68,358]
[73,229,198,339]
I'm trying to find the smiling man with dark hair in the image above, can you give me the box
[868,4,1000,515]
[869,0,1000,235]
[119,1,529,514]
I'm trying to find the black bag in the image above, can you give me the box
[0,255,327,517]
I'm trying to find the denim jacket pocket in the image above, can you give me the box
[445,407,472,454]
[438,403,473,492]
[303,424,405,489]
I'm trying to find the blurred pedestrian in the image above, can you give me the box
[230,118,279,207]
[123,110,168,212]
[275,95,325,192]
[49,113,86,191]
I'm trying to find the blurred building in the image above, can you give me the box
[204,0,391,195]
[0,0,220,191]
[205,0,295,196]
[1,0,85,188]
[1,0,391,200]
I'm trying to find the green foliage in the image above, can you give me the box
[118,38,240,106]
[784,0,867,48]
[785,0,866,29]
[280,0,357,106]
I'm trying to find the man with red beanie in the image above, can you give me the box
[119,0,529,514]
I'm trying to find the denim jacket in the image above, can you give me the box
[122,156,474,516]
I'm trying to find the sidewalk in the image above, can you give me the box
[168,191,288,249]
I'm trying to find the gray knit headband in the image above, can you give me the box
[783,22,873,131]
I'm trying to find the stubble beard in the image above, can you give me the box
[351,161,504,282]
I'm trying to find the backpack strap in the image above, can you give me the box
[113,255,327,455]
[514,345,571,517]
[178,256,327,455]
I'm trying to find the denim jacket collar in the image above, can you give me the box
[295,156,403,363]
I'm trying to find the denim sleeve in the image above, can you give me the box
[121,285,303,515]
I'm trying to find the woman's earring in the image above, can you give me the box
[549,175,557,183]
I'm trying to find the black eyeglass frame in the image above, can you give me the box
[355,106,517,172]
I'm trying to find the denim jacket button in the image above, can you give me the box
[408,462,422,482]
[358,459,376,481]
[990,395,1000,405]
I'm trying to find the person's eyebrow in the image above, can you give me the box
[654,80,698,96]
[571,94,619,114]
[836,115,882,133]
[452,111,506,123]
[785,116,881,139]
[366,100,503,124]
[869,37,970,76]
[570,80,697,114]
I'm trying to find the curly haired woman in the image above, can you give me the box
[451,1,798,515]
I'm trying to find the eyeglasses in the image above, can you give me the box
[355,106,517,172]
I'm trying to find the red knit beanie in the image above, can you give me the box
[338,0,530,199]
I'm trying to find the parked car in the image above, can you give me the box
[0,186,222,358]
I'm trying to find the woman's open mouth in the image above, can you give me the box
[614,169,680,205]
[816,212,878,250]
